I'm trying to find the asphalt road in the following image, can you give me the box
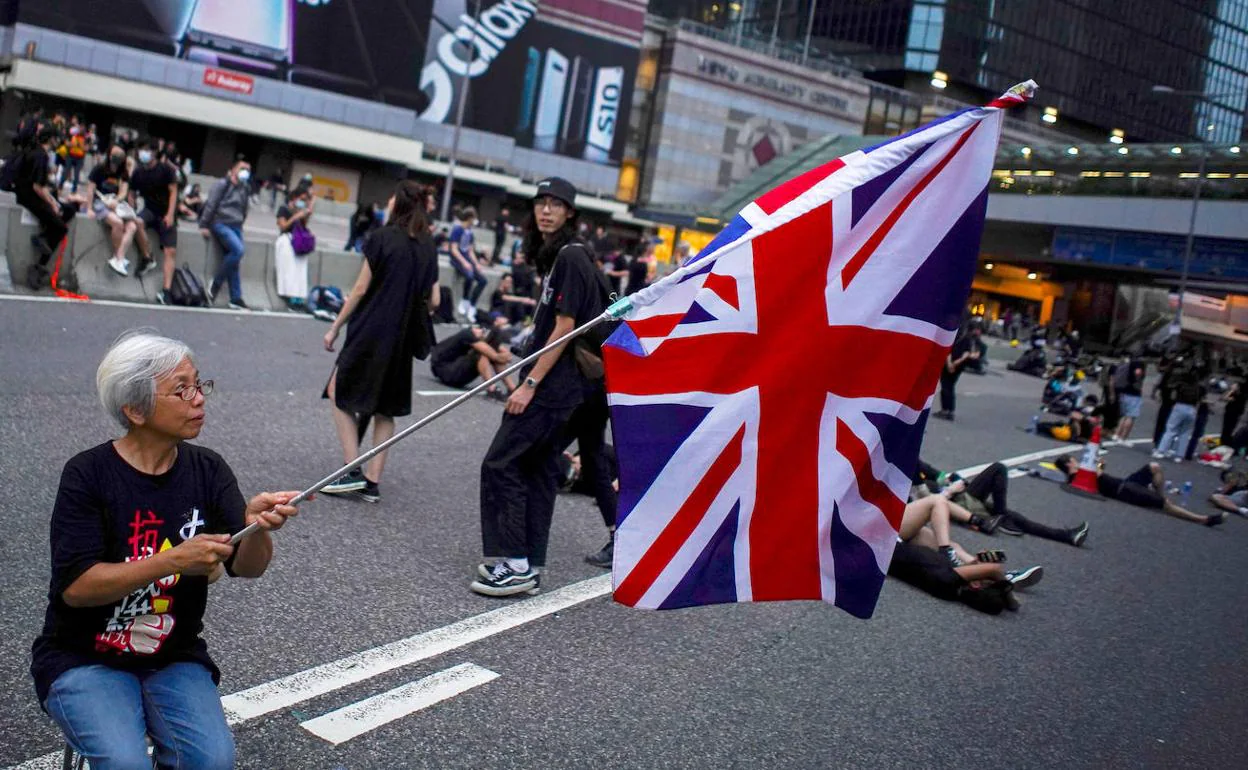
[0,298,1245,769]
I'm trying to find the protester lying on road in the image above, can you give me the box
[914,460,1089,546]
[1208,469,1248,517]
[1054,456,1227,526]
[31,331,300,769]
[1035,395,1103,443]
[899,495,1045,591]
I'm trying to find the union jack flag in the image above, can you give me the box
[603,82,1035,617]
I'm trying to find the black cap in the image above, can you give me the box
[533,177,577,209]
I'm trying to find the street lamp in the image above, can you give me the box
[1150,85,1244,331]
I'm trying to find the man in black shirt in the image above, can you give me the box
[472,178,607,597]
[14,126,74,290]
[934,323,982,421]
[1054,456,1225,526]
[510,251,537,299]
[129,138,180,304]
[625,243,653,296]
[491,206,510,265]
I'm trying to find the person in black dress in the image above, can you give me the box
[319,181,441,504]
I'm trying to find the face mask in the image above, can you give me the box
[138,150,153,164]
[294,199,307,210]
[237,169,251,184]
[110,154,124,167]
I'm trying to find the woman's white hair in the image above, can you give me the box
[96,330,195,430]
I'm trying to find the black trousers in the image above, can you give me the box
[1222,402,1245,447]
[17,193,69,266]
[480,401,575,567]
[939,370,960,413]
[559,386,618,529]
[967,462,1072,543]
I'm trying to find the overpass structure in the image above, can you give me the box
[640,135,1248,347]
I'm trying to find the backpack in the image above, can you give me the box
[168,264,208,307]
[307,285,344,320]
[290,222,316,256]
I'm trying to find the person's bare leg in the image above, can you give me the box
[326,371,360,465]
[1162,499,1214,524]
[900,496,954,546]
[945,498,975,525]
[955,563,1005,582]
[1148,461,1165,491]
[476,357,496,388]
[951,541,978,565]
[106,214,125,254]
[161,246,176,291]
[1210,493,1243,513]
[1116,416,1135,441]
[120,220,137,256]
[364,415,395,482]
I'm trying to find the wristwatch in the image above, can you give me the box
[524,376,539,389]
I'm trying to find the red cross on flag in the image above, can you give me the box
[603,82,1035,617]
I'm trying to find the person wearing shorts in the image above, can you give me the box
[128,138,179,304]
[1209,470,1248,517]
[1113,357,1146,442]
[1054,456,1225,526]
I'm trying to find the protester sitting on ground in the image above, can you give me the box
[320,182,440,504]
[450,207,488,322]
[1208,469,1248,517]
[85,145,140,277]
[914,460,1089,546]
[1054,455,1226,526]
[178,184,204,221]
[429,320,515,399]
[30,331,299,769]
[128,137,180,302]
[275,187,315,311]
[488,272,538,324]
[1035,395,1103,443]
[200,158,254,311]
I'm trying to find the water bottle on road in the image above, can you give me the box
[1181,481,1193,503]
[1029,414,1039,433]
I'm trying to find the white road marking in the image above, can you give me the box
[0,293,311,319]
[299,663,499,745]
[220,575,611,724]
[415,390,468,396]
[954,438,1151,478]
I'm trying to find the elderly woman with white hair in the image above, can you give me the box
[30,331,300,769]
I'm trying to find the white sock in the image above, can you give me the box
[505,557,530,573]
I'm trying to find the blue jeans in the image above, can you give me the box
[453,258,488,305]
[1157,402,1197,456]
[210,223,245,303]
[45,662,234,770]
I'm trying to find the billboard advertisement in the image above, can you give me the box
[11,0,640,164]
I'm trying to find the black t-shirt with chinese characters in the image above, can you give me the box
[89,162,125,197]
[524,242,605,408]
[129,162,177,216]
[30,442,247,708]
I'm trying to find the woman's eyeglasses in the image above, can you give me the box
[167,380,214,401]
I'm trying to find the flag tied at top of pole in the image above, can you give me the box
[602,81,1036,617]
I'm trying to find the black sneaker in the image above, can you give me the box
[1006,565,1044,589]
[1069,521,1089,547]
[998,520,1025,537]
[321,468,367,495]
[228,299,250,311]
[932,411,954,421]
[585,536,613,569]
[155,289,169,305]
[138,255,159,276]
[1204,512,1228,527]
[355,479,380,504]
[469,562,539,597]
[971,514,1003,535]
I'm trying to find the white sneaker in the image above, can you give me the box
[466,305,478,323]
[107,255,129,276]
[457,298,470,318]
[1151,450,1166,459]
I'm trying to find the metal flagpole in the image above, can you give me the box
[230,297,635,544]
[439,0,482,225]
